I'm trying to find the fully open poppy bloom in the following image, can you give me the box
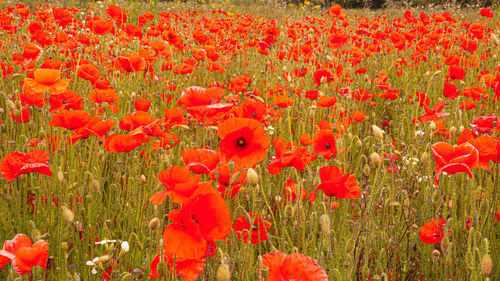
[177,86,233,124]
[309,166,360,202]
[233,212,272,244]
[261,251,328,281]
[419,218,447,244]
[431,142,479,186]
[418,102,449,122]
[116,53,146,72]
[24,68,70,94]
[150,166,201,205]
[313,128,337,160]
[218,117,270,168]
[268,137,313,175]
[0,234,49,275]
[49,109,91,130]
[103,133,146,153]
[1,150,52,183]
[48,89,83,113]
[283,178,307,203]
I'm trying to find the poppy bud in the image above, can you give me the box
[6,99,16,111]
[216,263,231,281]
[139,175,146,184]
[432,250,441,258]
[58,170,64,182]
[364,74,370,83]
[480,199,489,215]
[14,100,21,109]
[148,217,160,231]
[441,237,450,253]
[356,138,362,147]
[372,125,384,139]
[101,102,108,110]
[243,211,252,225]
[319,214,331,234]
[429,121,436,131]
[465,249,473,269]
[431,189,440,204]
[61,242,68,251]
[481,254,492,275]
[345,238,355,253]
[491,33,499,46]
[421,152,429,165]
[92,179,101,193]
[370,152,381,167]
[62,206,75,222]
[284,204,295,218]
[450,126,457,135]
[12,110,20,117]
[247,168,259,187]
[313,176,321,187]
[99,255,110,265]
[31,228,42,241]
[130,92,136,99]
[363,164,371,176]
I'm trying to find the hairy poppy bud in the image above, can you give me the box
[157,261,168,277]
[432,250,441,258]
[57,170,64,182]
[31,228,42,241]
[441,237,450,253]
[370,152,381,167]
[491,33,499,46]
[62,206,74,222]
[92,179,101,193]
[429,121,436,131]
[99,255,110,265]
[459,125,465,134]
[148,217,160,231]
[139,175,146,184]
[284,204,295,218]
[421,152,429,165]
[372,125,384,139]
[6,99,16,111]
[247,168,259,187]
[481,254,492,275]
[61,242,68,251]
[216,263,231,281]
[319,214,331,234]
[363,164,370,176]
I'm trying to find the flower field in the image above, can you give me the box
[0,1,499,280]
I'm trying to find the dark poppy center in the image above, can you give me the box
[236,136,247,147]
[251,112,256,117]
[325,143,331,149]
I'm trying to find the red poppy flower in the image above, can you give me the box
[10,107,30,123]
[431,142,479,186]
[116,53,146,72]
[218,117,270,168]
[24,68,70,94]
[0,234,49,275]
[233,212,272,244]
[448,65,465,80]
[313,128,337,160]
[168,183,232,241]
[150,166,201,205]
[283,178,307,203]
[77,63,100,84]
[181,148,219,174]
[479,8,494,18]
[134,98,152,112]
[418,102,449,122]
[457,129,497,169]
[309,166,360,202]
[470,114,500,135]
[419,218,446,244]
[443,82,459,100]
[261,251,328,281]
[48,89,83,113]
[268,137,313,175]
[209,163,247,199]
[49,109,92,130]
[103,133,146,153]
[1,150,52,183]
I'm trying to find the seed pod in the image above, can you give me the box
[481,254,492,275]
[216,263,231,281]
[370,152,381,167]
[429,121,436,131]
[319,214,331,234]
[148,217,160,231]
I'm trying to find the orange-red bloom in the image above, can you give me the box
[233,212,272,244]
[309,166,360,202]
[0,150,52,183]
[24,68,70,94]
[431,142,479,186]
[150,166,201,205]
[261,251,328,281]
[218,117,270,168]
[419,218,447,244]
[0,234,49,275]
